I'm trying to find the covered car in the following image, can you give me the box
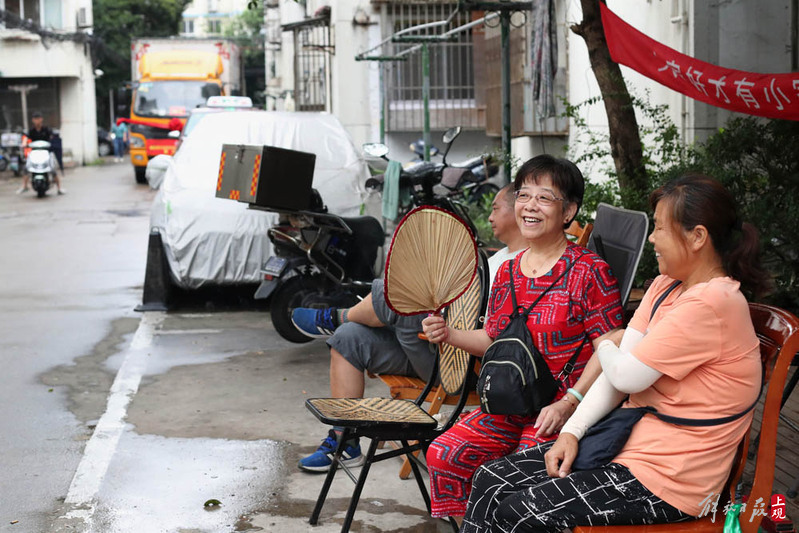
[149,111,369,288]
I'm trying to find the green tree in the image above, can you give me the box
[570,0,649,212]
[92,0,191,126]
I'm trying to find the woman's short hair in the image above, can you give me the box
[513,154,585,228]
[650,174,771,299]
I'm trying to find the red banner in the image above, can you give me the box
[600,3,799,121]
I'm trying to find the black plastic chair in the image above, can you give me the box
[586,202,649,307]
[305,251,490,533]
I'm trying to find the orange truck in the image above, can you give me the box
[127,38,243,183]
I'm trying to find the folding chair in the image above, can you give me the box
[305,252,490,533]
[573,303,799,533]
[378,373,481,480]
[586,202,649,307]
[566,219,594,247]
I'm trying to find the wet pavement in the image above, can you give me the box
[0,161,155,533]
[0,161,450,532]
[49,309,446,532]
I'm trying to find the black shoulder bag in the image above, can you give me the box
[477,252,588,416]
[572,280,761,470]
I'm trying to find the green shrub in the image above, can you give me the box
[665,118,799,312]
[465,189,500,248]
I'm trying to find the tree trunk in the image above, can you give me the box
[571,0,648,210]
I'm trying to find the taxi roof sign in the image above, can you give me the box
[206,96,253,108]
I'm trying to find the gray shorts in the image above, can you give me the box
[327,279,435,380]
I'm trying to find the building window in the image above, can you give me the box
[381,2,482,132]
[4,0,21,19]
[2,0,41,26]
[43,0,63,29]
[183,19,194,34]
[284,13,332,112]
[478,8,568,136]
[207,19,221,33]
[207,0,218,13]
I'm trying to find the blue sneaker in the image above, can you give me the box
[298,430,363,472]
[291,307,338,338]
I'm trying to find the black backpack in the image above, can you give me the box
[477,253,587,416]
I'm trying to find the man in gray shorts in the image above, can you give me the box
[292,185,526,472]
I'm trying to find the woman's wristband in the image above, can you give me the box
[566,387,584,403]
[560,394,578,409]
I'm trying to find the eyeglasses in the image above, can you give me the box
[514,190,564,207]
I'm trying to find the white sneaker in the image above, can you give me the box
[57,188,66,195]
[16,186,28,194]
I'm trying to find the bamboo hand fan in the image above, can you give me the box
[384,206,478,316]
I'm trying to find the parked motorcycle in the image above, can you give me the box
[435,152,499,204]
[26,140,56,198]
[1,132,27,176]
[364,126,492,238]
[254,190,386,343]
[0,150,8,172]
[368,127,500,209]
[257,127,487,344]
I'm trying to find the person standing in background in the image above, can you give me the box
[111,120,128,163]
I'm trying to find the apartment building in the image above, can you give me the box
[181,0,249,37]
[0,0,98,164]
[265,0,796,172]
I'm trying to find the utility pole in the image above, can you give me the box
[9,84,38,131]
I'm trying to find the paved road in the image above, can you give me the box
[0,162,447,533]
[0,162,155,532]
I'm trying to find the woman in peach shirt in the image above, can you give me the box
[460,174,771,533]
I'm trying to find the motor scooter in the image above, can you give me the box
[403,132,500,204]
[253,190,386,343]
[363,126,488,238]
[26,140,57,198]
[256,127,486,344]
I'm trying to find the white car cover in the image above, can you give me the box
[150,111,369,288]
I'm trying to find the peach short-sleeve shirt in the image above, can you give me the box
[613,275,761,516]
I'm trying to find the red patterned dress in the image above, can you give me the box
[426,242,623,518]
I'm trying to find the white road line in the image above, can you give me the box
[155,329,221,335]
[61,312,165,524]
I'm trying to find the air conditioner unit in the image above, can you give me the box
[76,7,89,28]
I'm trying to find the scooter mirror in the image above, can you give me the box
[363,143,389,159]
[442,126,462,144]
[440,126,462,165]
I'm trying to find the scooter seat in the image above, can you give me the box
[440,167,479,190]
[342,216,385,249]
[451,155,485,168]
